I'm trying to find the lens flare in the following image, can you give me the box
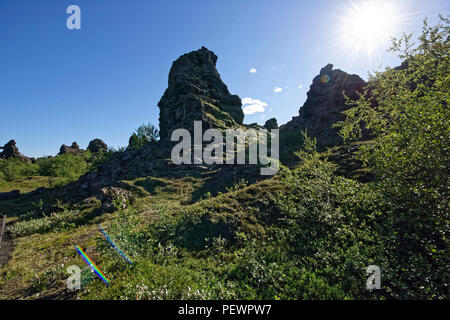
[99,225,134,265]
[320,74,331,84]
[75,245,111,285]
[333,0,405,67]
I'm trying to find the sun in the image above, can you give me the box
[339,0,398,61]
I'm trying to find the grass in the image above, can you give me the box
[0,132,367,299]
[0,176,53,194]
[0,225,97,299]
[0,137,412,300]
[0,164,284,299]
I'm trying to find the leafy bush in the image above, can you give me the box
[336,16,449,298]
[128,123,159,149]
[36,153,90,182]
[0,152,95,185]
[0,158,38,181]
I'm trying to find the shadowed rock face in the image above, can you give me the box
[158,47,244,139]
[0,140,29,162]
[264,118,279,130]
[282,64,366,147]
[58,142,84,156]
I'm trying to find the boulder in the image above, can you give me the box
[100,187,135,211]
[87,139,108,153]
[158,47,244,139]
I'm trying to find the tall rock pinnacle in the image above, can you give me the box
[282,64,366,147]
[158,47,244,139]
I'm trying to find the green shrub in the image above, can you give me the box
[36,153,89,182]
[0,158,38,181]
[128,123,159,149]
[335,17,449,299]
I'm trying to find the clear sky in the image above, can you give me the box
[1,0,448,157]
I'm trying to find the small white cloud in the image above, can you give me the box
[241,97,268,115]
[298,84,303,89]
[273,87,283,93]
[249,68,257,74]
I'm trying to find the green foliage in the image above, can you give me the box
[83,137,383,299]
[335,17,449,298]
[90,149,115,171]
[0,152,94,187]
[128,123,159,149]
[36,153,90,181]
[0,158,38,181]
[97,199,146,269]
[10,207,83,237]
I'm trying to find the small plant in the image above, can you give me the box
[203,192,212,200]
[226,178,248,192]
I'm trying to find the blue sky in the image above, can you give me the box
[1,0,448,157]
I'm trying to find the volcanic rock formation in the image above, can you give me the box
[87,139,108,153]
[58,142,84,156]
[282,64,366,147]
[0,140,30,162]
[158,47,244,139]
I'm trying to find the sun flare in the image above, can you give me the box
[339,0,399,61]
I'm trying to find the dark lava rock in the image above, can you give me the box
[281,64,366,147]
[264,118,279,130]
[87,139,108,153]
[58,142,84,156]
[158,46,244,139]
[100,186,136,211]
[0,140,30,162]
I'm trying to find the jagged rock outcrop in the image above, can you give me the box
[158,47,244,139]
[87,139,108,153]
[0,140,30,162]
[58,142,84,156]
[264,118,279,130]
[282,64,366,147]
